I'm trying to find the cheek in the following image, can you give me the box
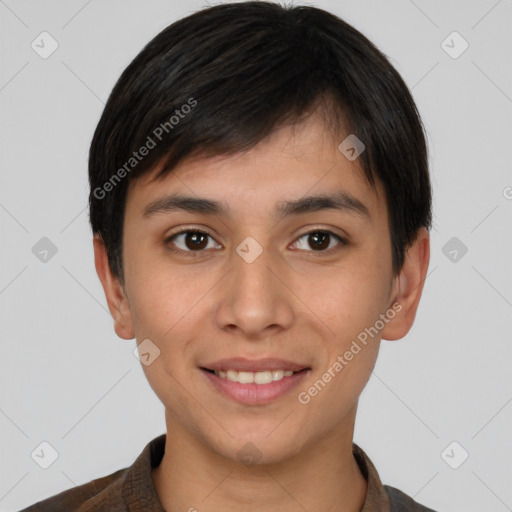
[309,259,388,397]
[125,252,205,341]
[317,263,391,343]
[129,269,207,406]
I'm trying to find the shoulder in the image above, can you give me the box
[384,485,439,512]
[18,468,128,511]
[18,434,166,511]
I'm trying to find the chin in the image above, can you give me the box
[213,430,306,467]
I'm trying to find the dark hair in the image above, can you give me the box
[88,1,432,285]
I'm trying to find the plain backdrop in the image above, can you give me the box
[1,1,511,511]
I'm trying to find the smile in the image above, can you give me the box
[201,367,310,405]
[214,369,295,384]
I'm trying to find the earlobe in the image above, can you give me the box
[93,235,135,340]
[381,228,430,341]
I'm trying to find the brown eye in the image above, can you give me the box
[184,232,208,250]
[166,230,219,253]
[308,232,330,250]
[293,230,346,253]
[165,228,346,257]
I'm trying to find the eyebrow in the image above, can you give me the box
[142,191,370,220]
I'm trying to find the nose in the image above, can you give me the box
[213,241,295,340]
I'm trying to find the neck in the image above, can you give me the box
[152,406,368,512]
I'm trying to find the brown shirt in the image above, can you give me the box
[20,434,437,511]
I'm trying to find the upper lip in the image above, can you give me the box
[201,357,310,373]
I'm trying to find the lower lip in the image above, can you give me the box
[201,368,310,405]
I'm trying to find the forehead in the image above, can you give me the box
[125,114,386,222]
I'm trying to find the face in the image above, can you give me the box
[98,113,416,465]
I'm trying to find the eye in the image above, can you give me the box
[291,230,346,254]
[165,230,220,254]
[165,228,346,256]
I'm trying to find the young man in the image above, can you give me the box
[21,2,436,511]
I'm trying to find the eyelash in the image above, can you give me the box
[164,228,347,257]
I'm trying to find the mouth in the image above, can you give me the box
[201,368,308,384]
[199,358,311,405]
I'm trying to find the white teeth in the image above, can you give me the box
[238,371,254,384]
[254,371,272,384]
[214,369,298,383]
[272,370,284,381]
[226,370,238,381]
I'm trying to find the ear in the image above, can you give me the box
[381,227,430,341]
[93,234,135,340]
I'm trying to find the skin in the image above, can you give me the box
[94,111,430,512]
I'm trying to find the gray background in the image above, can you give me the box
[1,1,511,511]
